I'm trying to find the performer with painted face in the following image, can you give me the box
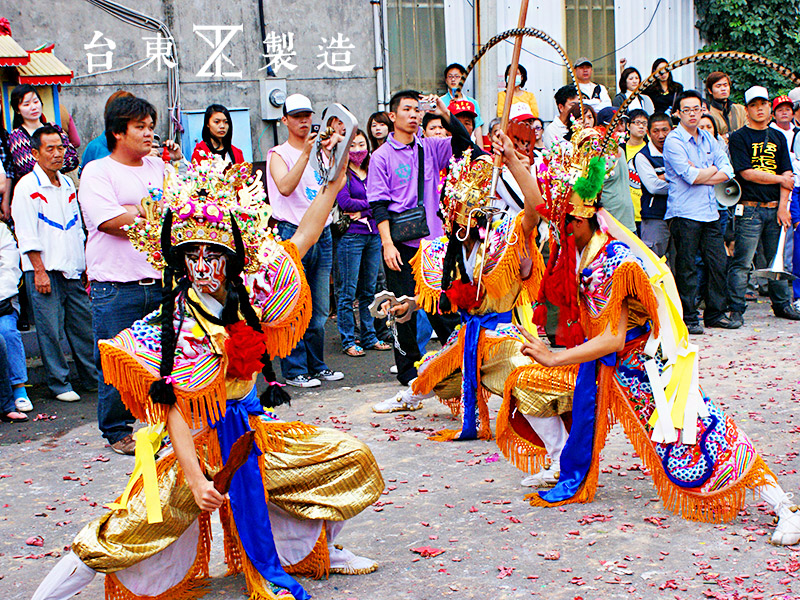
[383,134,571,472]
[504,120,800,545]
[33,159,384,600]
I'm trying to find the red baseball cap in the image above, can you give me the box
[773,95,793,110]
[448,99,477,117]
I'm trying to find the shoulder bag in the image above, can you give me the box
[388,144,430,243]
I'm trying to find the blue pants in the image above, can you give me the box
[25,271,96,394]
[336,232,381,350]
[791,188,800,300]
[0,308,26,386]
[727,205,792,314]
[276,222,332,379]
[91,281,163,444]
[0,333,14,414]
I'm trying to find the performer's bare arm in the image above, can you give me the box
[290,138,349,258]
[167,405,225,512]
[519,300,629,367]
[492,130,542,241]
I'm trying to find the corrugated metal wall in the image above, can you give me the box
[490,0,699,121]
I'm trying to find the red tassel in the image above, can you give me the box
[533,222,585,348]
[224,321,268,380]
[445,280,484,312]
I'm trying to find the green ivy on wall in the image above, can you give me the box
[695,0,800,102]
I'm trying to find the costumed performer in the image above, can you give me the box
[388,134,576,488]
[33,158,384,600]
[507,122,800,545]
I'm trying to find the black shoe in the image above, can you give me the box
[729,311,744,328]
[774,304,800,321]
[705,316,742,330]
[687,322,704,335]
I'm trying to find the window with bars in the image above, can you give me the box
[384,0,447,96]
[564,0,617,92]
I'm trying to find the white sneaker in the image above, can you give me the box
[328,545,378,575]
[314,369,344,382]
[373,385,428,413]
[793,299,800,313]
[15,396,33,412]
[772,497,800,546]
[521,463,560,488]
[285,375,321,388]
[389,365,398,374]
[56,391,80,402]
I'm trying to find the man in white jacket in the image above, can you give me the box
[12,125,97,403]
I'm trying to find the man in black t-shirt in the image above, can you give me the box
[728,86,800,324]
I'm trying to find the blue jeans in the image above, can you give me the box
[0,309,27,386]
[0,333,14,414]
[336,232,381,350]
[727,205,792,314]
[276,222,332,379]
[25,271,96,394]
[91,281,163,444]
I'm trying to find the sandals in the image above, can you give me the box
[343,345,366,357]
[1,411,29,423]
[368,341,392,351]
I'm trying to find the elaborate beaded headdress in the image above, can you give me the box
[126,160,272,273]
[440,150,494,237]
[536,122,619,237]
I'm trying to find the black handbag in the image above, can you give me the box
[389,144,430,243]
[330,201,352,237]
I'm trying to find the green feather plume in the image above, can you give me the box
[573,156,606,201]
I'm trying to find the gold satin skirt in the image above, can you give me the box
[432,336,574,418]
[72,423,383,574]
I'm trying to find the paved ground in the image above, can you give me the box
[1,300,799,600]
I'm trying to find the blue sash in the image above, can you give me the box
[213,387,310,600]
[538,324,650,503]
[456,310,512,440]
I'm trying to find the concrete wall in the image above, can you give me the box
[7,0,378,160]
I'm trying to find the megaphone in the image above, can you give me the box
[753,226,797,281]
[714,178,741,207]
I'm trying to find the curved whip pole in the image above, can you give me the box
[455,27,584,123]
[600,51,800,151]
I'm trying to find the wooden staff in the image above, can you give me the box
[490,0,530,198]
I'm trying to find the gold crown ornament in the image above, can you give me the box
[440,150,494,237]
[126,160,274,274]
[536,121,619,236]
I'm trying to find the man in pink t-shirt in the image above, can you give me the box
[79,97,181,455]
[266,93,342,388]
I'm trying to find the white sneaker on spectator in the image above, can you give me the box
[15,396,33,412]
[793,299,800,313]
[389,365,398,374]
[285,375,321,388]
[56,391,80,402]
[328,544,378,575]
[373,380,432,413]
[314,369,344,381]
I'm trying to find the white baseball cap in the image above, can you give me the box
[788,87,800,104]
[744,86,769,105]
[509,102,535,122]
[283,93,314,116]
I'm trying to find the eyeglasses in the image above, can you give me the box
[532,125,543,131]
[631,120,648,126]
[446,74,463,80]
[680,107,702,115]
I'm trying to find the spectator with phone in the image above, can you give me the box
[368,91,475,413]
[266,94,343,388]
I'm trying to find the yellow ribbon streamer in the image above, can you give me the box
[107,424,167,524]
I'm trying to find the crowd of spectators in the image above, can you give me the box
[0,53,798,431]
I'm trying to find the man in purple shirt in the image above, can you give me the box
[368,90,465,413]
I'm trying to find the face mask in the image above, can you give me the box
[349,149,368,166]
[515,76,522,87]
